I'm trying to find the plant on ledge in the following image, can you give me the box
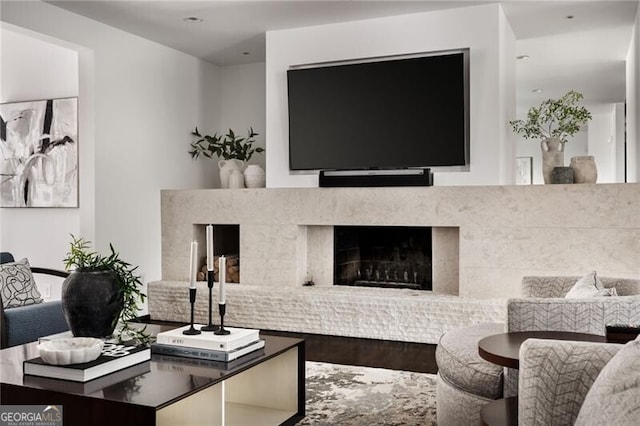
[509,90,592,145]
[62,235,150,344]
[189,127,263,161]
[509,90,592,184]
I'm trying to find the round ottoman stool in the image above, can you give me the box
[436,322,505,426]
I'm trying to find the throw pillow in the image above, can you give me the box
[565,271,617,298]
[574,338,640,425]
[0,258,44,308]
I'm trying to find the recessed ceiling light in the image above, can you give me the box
[516,55,530,60]
[532,89,543,93]
[183,17,203,23]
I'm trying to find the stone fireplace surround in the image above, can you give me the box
[149,184,640,343]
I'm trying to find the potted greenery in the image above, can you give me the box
[509,90,592,183]
[62,235,149,343]
[190,127,264,188]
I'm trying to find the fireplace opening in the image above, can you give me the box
[334,226,432,290]
[195,224,240,283]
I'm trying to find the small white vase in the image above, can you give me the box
[243,165,266,188]
[218,159,245,188]
[228,169,245,189]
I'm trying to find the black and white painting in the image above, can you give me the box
[0,97,78,207]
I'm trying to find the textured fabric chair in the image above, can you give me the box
[436,275,640,426]
[505,275,640,395]
[509,276,640,335]
[436,322,505,426]
[0,252,70,348]
[519,337,640,426]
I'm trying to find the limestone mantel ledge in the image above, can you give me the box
[161,184,640,299]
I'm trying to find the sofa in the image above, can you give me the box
[519,337,640,426]
[436,274,640,426]
[0,252,70,348]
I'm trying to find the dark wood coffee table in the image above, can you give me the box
[1,324,305,426]
[478,331,606,369]
[478,331,606,426]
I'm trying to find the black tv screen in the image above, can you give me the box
[287,49,469,171]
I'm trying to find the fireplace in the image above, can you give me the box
[334,226,432,290]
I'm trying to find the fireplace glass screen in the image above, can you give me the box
[334,226,432,290]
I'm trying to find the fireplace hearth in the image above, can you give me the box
[334,226,432,290]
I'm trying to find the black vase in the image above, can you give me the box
[551,166,574,184]
[61,270,124,338]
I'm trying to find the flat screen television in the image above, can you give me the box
[287,49,470,171]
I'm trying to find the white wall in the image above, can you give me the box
[0,27,79,264]
[190,62,266,187]
[0,27,80,298]
[265,4,516,188]
[218,63,266,178]
[499,8,517,183]
[588,105,617,183]
[627,7,640,182]
[1,1,221,311]
[615,103,626,182]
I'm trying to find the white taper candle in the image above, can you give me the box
[219,255,226,304]
[206,224,214,271]
[189,241,198,289]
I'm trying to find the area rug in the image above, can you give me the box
[299,362,437,425]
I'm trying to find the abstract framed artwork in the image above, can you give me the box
[0,97,78,207]
[516,156,533,185]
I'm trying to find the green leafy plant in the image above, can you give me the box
[509,90,592,144]
[63,235,150,344]
[189,127,264,161]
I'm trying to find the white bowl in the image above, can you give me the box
[37,337,104,365]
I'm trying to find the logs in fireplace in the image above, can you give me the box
[334,226,432,291]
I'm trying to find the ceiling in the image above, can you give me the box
[45,1,639,112]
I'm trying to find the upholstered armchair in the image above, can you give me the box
[518,337,640,426]
[509,276,640,335]
[0,252,70,348]
[436,274,640,425]
[504,275,640,396]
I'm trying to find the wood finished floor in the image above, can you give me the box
[263,330,438,374]
[143,318,437,374]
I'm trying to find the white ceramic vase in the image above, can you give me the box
[229,169,246,188]
[218,159,245,188]
[243,165,266,188]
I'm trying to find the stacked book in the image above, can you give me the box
[23,343,151,383]
[151,325,263,362]
[23,361,151,394]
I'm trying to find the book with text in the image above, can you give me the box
[23,361,151,394]
[153,347,266,374]
[24,343,151,382]
[151,339,265,362]
[156,325,260,351]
